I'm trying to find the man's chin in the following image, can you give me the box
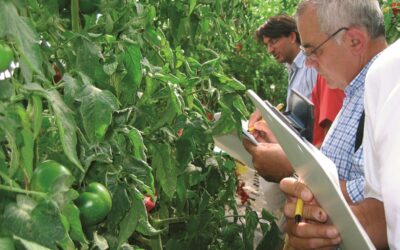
[274,56,283,63]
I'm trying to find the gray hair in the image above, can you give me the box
[296,0,385,39]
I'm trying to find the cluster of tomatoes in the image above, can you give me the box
[236,180,250,205]
[31,160,113,226]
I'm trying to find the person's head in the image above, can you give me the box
[295,0,386,89]
[256,15,301,64]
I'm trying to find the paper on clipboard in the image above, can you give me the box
[213,118,257,168]
[246,89,375,250]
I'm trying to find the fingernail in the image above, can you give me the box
[326,228,338,238]
[300,190,312,200]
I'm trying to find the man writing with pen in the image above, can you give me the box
[243,0,388,248]
[244,0,386,201]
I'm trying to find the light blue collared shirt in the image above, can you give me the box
[285,52,317,109]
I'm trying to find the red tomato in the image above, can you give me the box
[144,195,156,213]
[391,2,400,16]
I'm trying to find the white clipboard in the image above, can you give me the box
[246,89,375,250]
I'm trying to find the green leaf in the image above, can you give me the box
[151,143,177,198]
[61,203,87,243]
[232,95,249,118]
[152,82,183,130]
[123,158,154,192]
[189,0,197,15]
[123,44,143,90]
[243,210,258,249]
[79,85,119,142]
[16,105,34,179]
[0,79,14,101]
[211,109,236,136]
[127,128,147,161]
[0,115,20,177]
[13,236,51,250]
[213,73,246,91]
[0,1,43,81]
[23,83,83,172]
[0,196,67,249]
[75,38,106,82]
[62,73,82,109]
[117,188,141,246]
[31,95,43,140]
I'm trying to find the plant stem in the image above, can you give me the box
[71,0,80,33]
[0,184,46,197]
[151,216,190,226]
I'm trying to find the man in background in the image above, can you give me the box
[255,14,317,108]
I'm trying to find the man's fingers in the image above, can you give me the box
[286,219,340,240]
[242,137,257,152]
[280,177,313,201]
[248,109,262,128]
[288,234,341,250]
[284,201,328,223]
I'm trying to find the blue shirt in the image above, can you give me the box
[286,52,317,109]
[320,56,379,203]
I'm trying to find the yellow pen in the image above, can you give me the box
[294,198,303,224]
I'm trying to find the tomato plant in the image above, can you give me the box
[0,43,13,72]
[6,0,397,249]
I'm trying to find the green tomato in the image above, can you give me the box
[80,0,101,14]
[0,43,13,72]
[30,160,72,193]
[75,182,112,226]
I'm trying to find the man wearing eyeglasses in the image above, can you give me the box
[280,0,389,249]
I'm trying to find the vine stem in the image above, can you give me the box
[151,216,190,226]
[0,184,46,197]
[71,0,80,32]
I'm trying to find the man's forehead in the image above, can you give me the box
[297,10,320,47]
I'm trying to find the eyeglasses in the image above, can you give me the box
[300,27,349,59]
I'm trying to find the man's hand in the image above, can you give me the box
[280,177,342,249]
[242,140,293,182]
[249,119,278,143]
[248,109,262,129]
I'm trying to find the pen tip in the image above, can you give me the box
[294,215,302,224]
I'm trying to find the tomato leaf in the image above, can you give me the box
[151,143,177,198]
[243,210,258,249]
[0,196,67,249]
[13,235,52,250]
[0,1,43,81]
[62,203,88,244]
[127,128,147,161]
[123,44,142,90]
[23,83,84,172]
[79,85,119,143]
[117,188,141,246]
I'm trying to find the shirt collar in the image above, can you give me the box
[286,51,304,72]
[344,53,381,96]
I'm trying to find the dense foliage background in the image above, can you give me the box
[0,0,398,249]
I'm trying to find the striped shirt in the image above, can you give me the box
[320,56,379,203]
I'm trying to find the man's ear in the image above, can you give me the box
[343,28,367,55]
[289,31,298,44]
